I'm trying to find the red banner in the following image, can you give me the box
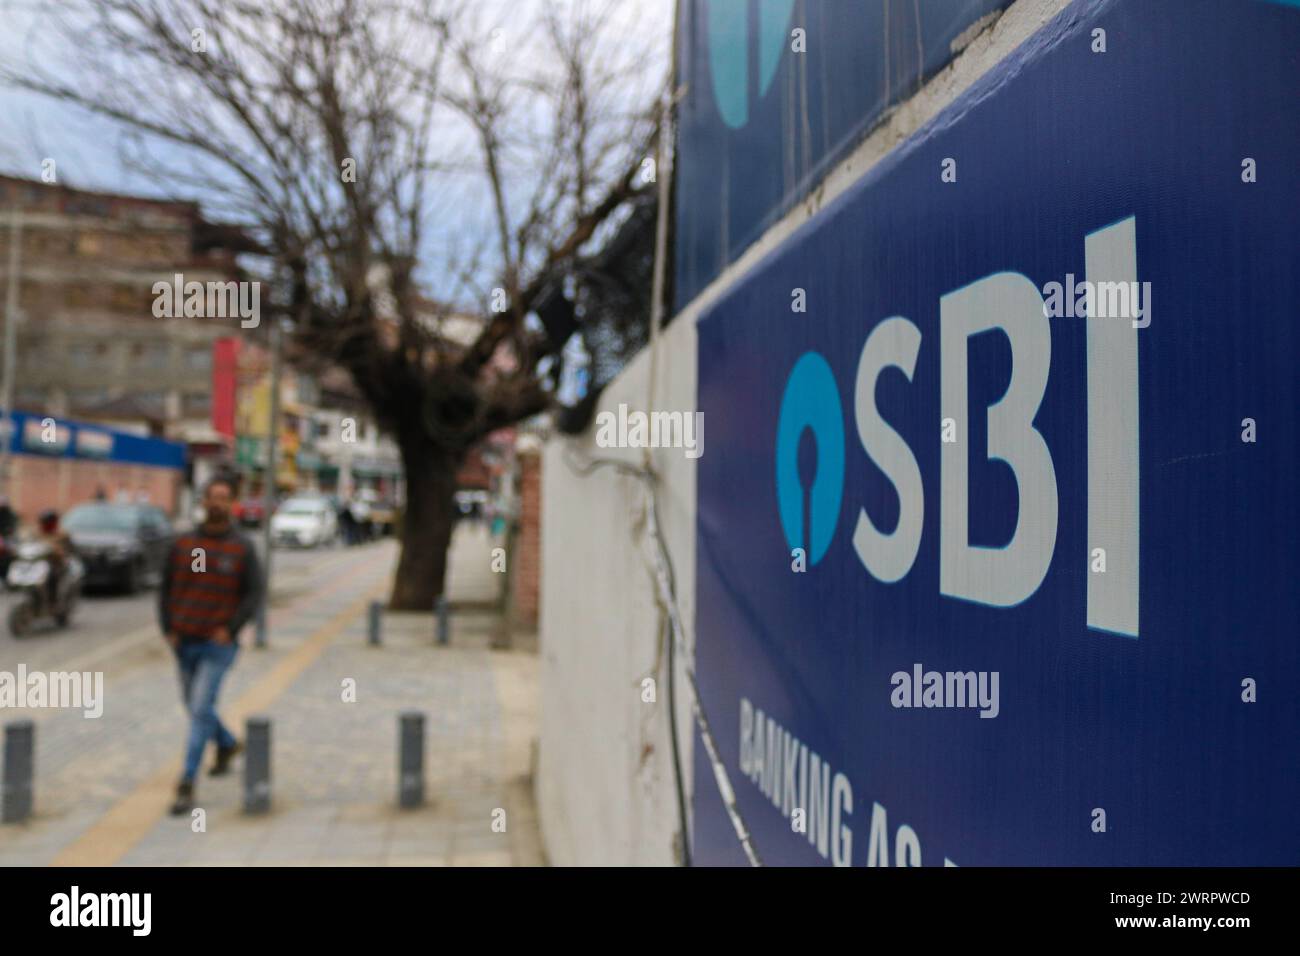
[211,337,239,438]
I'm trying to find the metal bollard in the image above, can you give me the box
[2,721,34,824]
[435,595,449,646]
[368,600,382,646]
[398,712,424,809]
[244,717,271,815]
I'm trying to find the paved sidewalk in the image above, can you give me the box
[0,527,542,866]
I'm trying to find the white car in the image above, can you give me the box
[270,497,338,548]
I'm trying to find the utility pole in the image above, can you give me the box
[254,316,284,649]
[0,212,22,495]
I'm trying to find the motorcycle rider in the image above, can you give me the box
[0,496,17,537]
[0,496,16,578]
[36,509,72,606]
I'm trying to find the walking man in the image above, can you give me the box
[159,475,262,815]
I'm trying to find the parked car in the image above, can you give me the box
[270,496,338,548]
[233,497,268,528]
[62,502,174,593]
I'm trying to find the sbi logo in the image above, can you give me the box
[775,353,843,565]
[775,218,1143,638]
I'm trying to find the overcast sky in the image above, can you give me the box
[0,0,674,301]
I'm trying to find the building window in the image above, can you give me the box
[110,284,138,311]
[14,387,46,412]
[69,387,109,410]
[65,284,102,309]
[182,392,211,417]
[68,341,114,368]
[132,342,170,370]
[186,347,212,371]
[133,390,168,416]
[68,343,97,369]
[35,232,76,257]
[75,233,103,257]
[65,198,110,217]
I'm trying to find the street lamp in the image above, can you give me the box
[254,314,289,648]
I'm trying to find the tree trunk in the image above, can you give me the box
[389,435,461,611]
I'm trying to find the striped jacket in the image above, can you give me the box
[158,524,262,644]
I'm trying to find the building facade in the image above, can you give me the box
[0,175,255,448]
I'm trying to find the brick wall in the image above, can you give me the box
[7,454,182,525]
[511,448,541,629]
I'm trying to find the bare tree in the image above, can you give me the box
[1,0,665,608]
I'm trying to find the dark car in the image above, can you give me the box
[62,503,174,594]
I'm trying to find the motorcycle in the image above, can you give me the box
[6,542,85,636]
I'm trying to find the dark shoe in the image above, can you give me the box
[169,781,194,816]
[210,740,243,777]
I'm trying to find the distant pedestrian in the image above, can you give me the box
[158,475,262,816]
[349,496,371,543]
[337,496,357,546]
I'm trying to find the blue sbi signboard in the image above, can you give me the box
[692,0,1300,866]
[675,0,1010,307]
[5,412,186,470]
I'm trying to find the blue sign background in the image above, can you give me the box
[692,0,1300,865]
[6,411,186,470]
[675,0,1009,309]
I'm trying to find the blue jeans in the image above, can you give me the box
[175,641,238,783]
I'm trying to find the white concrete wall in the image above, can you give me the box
[537,316,698,866]
[535,0,1071,867]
